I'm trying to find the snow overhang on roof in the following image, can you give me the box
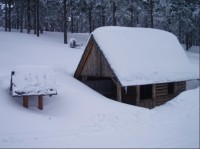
[11,65,57,96]
[92,26,199,86]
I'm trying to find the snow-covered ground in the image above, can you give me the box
[0,30,199,148]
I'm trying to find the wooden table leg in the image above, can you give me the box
[38,96,43,110]
[23,96,29,108]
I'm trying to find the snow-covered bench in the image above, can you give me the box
[10,65,57,110]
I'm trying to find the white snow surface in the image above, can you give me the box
[11,65,57,96]
[92,26,199,86]
[0,29,199,148]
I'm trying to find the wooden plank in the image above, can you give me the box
[156,90,168,93]
[156,87,168,90]
[38,96,43,110]
[23,96,29,108]
[156,92,168,96]
[74,37,94,77]
[156,83,168,87]
[139,99,154,109]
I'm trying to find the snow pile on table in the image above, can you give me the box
[11,65,57,96]
[92,26,199,86]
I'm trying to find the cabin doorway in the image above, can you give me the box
[82,76,117,100]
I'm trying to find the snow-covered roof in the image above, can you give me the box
[11,65,57,96]
[92,26,199,86]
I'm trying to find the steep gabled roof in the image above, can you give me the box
[75,26,199,86]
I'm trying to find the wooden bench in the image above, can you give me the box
[10,65,57,110]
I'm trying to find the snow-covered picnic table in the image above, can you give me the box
[10,65,57,110]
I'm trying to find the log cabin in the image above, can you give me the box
[74,26,199,109]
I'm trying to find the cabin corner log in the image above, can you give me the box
[23,96,29,108]
[38,95,43,110]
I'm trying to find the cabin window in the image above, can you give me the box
[140,85,152,100]
[168,83,174,94]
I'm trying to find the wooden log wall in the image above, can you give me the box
[138,99,155,109]
[121,81,186,109]
[176,81,186,94]
[81,45,113,77]
[155,81,186,106]
[156,83,174,106]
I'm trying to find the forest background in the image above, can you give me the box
[0,0,199,50]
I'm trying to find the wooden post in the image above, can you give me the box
[152,84,156,107]
[117,82,122,102]
[23,96,29,108]
[136,86,140,106]
[38,96,43,110]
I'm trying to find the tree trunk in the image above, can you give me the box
[36,0,40,37]
[33,1,37,34]
[185,33,189,51]
[20,0,23,33]
[27,0,31,34]
[88,7,92,33]
[112,1,117,26]
[16,6,19,30]
[178,15,181,42]
[63,0,67,44]
[130,7,133,27]
[70,0,74,33]
[199,21,200,51]
[101,6,105,26]
[145,17,148,27]
[136,11,139,25]
[5,0,8,31]
[71,12,74,33]
[167,18,171,32]
[150,0,154,28]
[8,0,11,32]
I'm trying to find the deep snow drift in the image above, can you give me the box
[0,30,199,148]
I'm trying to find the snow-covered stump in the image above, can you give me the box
[69,38,83,48]
[10,65,57,110]
[69,38,77,48]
